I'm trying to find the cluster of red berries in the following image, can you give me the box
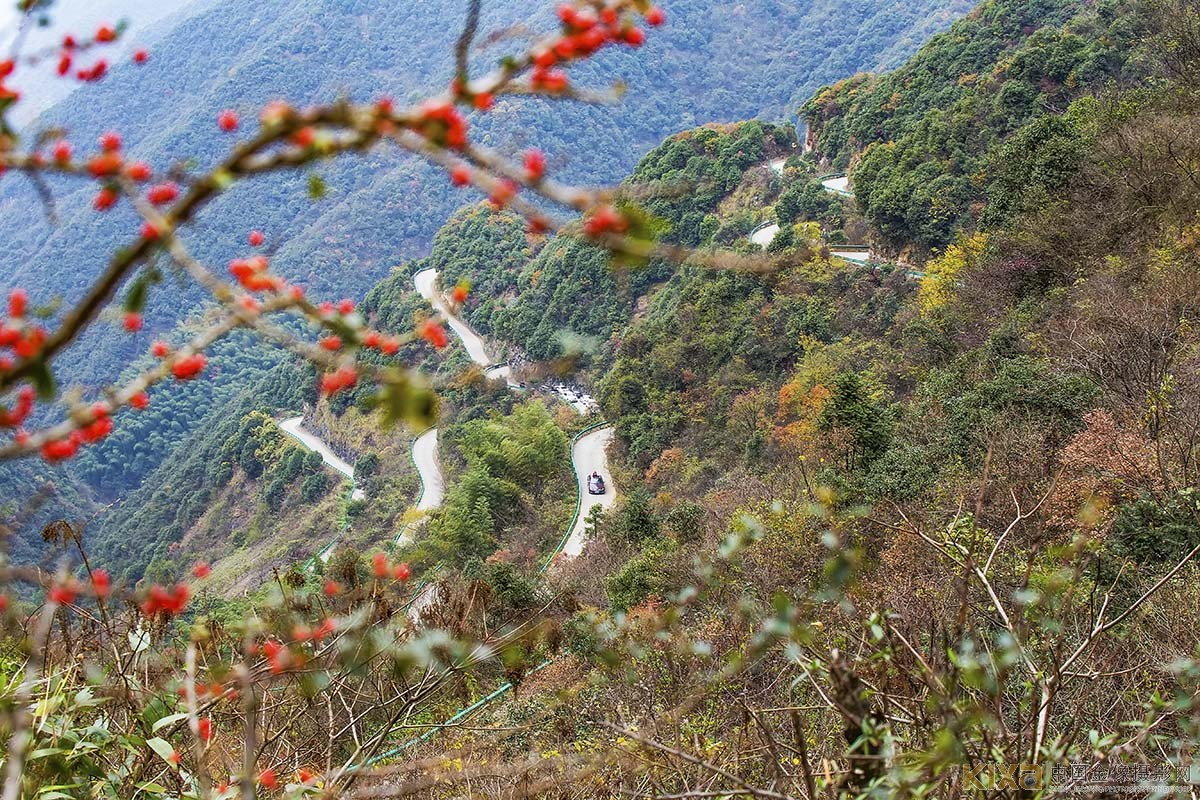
[151,340,209,381]
[35,397,147,462]
[372,553,413,582]
[46,567,113,605]
[140,582,191,618]
[34,404,116,462]
[415,100,469,150]
[66,131,163,216]
[53,24,143,84]
[527,2,664,93]
[229,254,284,293]
[3,295,125,461]
[420,319,449,349]
[1,289,47,368]
[319,366,358,396]
[583,204,629,237]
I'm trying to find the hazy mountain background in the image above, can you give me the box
[0,0,973,578]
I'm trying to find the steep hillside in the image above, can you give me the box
[2,0,971,389]
[801,0,1154,253]
[378,0,1200,785]
[0,0,974,573]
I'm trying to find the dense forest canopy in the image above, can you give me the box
[5,0,1200,797]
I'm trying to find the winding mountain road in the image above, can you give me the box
[410,268,616,562]
[751,170,877,264]
[561,426,617,559]
[821,174,853,196]
[284,268,616,581]
[279,416,366,502]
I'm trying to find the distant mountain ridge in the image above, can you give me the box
[0,0,973,579]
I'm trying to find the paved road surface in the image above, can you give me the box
[279,417,366,501]
[414,267,493,367]
[561,426,617,559]
[751,223,780,247]
[821,175,852,195]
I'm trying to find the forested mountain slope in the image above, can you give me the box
[802,0,1154,253]
[405,0,1200,784]
[0,0,973,577]
[8,0,1200,793]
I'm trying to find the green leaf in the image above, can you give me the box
[151,712,189,732]
[135,783,168,794]
[145,736,176,767]
[28,748,68,760]
[307,173,327,199]
[27,357,56,401]
[372,368,436,430]
[122,268,161,313]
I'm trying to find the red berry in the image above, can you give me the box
[193,562,211,578]
[258,770,277,789]
[372,552,389,578]
[125,161,151,181]
[99,130,122,152]
[450,164,472,187]
[91,569,111,597]
[197,717,213,743]
[130,392,150,410]
[473,92,494,112]
[147,182,180,206]
[93,187,118,211]
[122,312,143,332]
[622,26,646,47]
[62,35,77,49]
[217,109,239,132]
[140,221,162,241]
[584,204,628,237]
[523,149,546,181]
[318,335,342,352]
[171,353,207,380]
[0,60,14,79]
[336,298,355,315]
[8,288,27,318]
[95,24,117,43]
[56,53,72,76]
[291,126,316,148]
[488,178,518,209]
[645,7,666,26]
[42,436,81,463]
[420,319,449,349]
[532,67,569,93]
[451,284,469,304]
[48,583,78,605]
[151,341,170,357]
[393,562,412,582]
[248,230,265,247]
[132,49,149,64]
[87,152,122,177]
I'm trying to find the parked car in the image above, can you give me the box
[587,472,606,495]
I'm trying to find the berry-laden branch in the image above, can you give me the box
[0,0,672,464]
